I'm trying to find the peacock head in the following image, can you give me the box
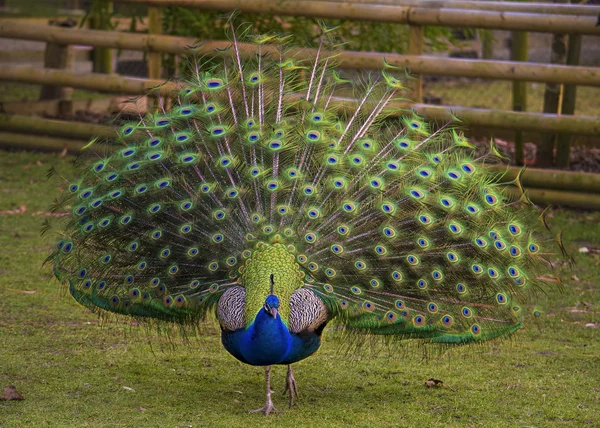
[263,273,279,318]
[264,295,280,318]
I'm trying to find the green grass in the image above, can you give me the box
[1,150,599,427]
[0,83,109,103]
[425,80,600,117]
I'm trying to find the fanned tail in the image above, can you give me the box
[45,22,558,344]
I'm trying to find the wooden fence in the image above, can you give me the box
[0,0,599,208]
[112,0,600,34]
[328,0,600,16]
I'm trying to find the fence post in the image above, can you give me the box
[537,0,570,168]
[510,31,528,166]
[408,24,424,103]
[39,19,76,115]
[555,33,582,169]
[90,1,114,74]
[537,33,567,168]
[480,29,494,59]
[148,7,163,79]
[147,6,163,113]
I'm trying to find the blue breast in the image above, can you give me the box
[221,309,322,366]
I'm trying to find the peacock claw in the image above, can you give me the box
[251,365,280,416]
[249,401,280,416]
[282,364,299,407]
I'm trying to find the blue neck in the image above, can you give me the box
[221,307,324,366]
[242,308,292,365]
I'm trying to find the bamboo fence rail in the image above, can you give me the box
[5,110,599,196]
[503,187,600,210]
[0,66,173,96]
[330,0,600,16]
[0,111,598,151]
[0,22,599,87]
[0,132,87,152]
[401,104,600,136]
[1,66,599,136]
[489,166,600,194]
[113,0,600,35]
[0,114,115,140]
[3,113,599,203]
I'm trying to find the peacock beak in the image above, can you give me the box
[269,306,278,318]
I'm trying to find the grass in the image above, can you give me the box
[0,83,109,104]
[0,150,599,427]
[425,80,600,117]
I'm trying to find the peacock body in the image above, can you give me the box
[47,23,557,414]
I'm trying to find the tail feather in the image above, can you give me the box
[46,23,557,344]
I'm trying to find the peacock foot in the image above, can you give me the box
[249,400,280,416]
[282,364,299,407]
[250,365,280,416]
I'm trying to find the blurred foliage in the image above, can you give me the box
[159,8,459,54]
[154,8,464,77]
[79,0,116,30]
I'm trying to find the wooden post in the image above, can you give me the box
[90,1,114,74]
[537,34,567,168]
[408,25,424,103]
[537,0,569,168]
[480,29,494,59]
[39,20,76,115]
[148,7,163,79]
[555,33,582,169]
[510,31,528,166]
[147,7,163,112]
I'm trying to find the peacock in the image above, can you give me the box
[46,21,560,415]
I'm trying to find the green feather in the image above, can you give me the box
[47,24,559,348]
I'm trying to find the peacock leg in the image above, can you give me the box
[249,366,280,416]
[282,364,299,407]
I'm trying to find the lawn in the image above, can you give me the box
[424,80,600,118]
[0,150,599,427]
[0,83,109,104]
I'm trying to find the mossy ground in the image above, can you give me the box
[0,150,598,427]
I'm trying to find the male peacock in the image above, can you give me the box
[47,23,558,415]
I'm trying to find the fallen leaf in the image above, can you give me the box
[31,211,69,217]
[122,386,135,392]
[6,288,37,295]
[0,205,27,215]
[1,385,24,401]
[571,275,580,282]
[537,276,560,282]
